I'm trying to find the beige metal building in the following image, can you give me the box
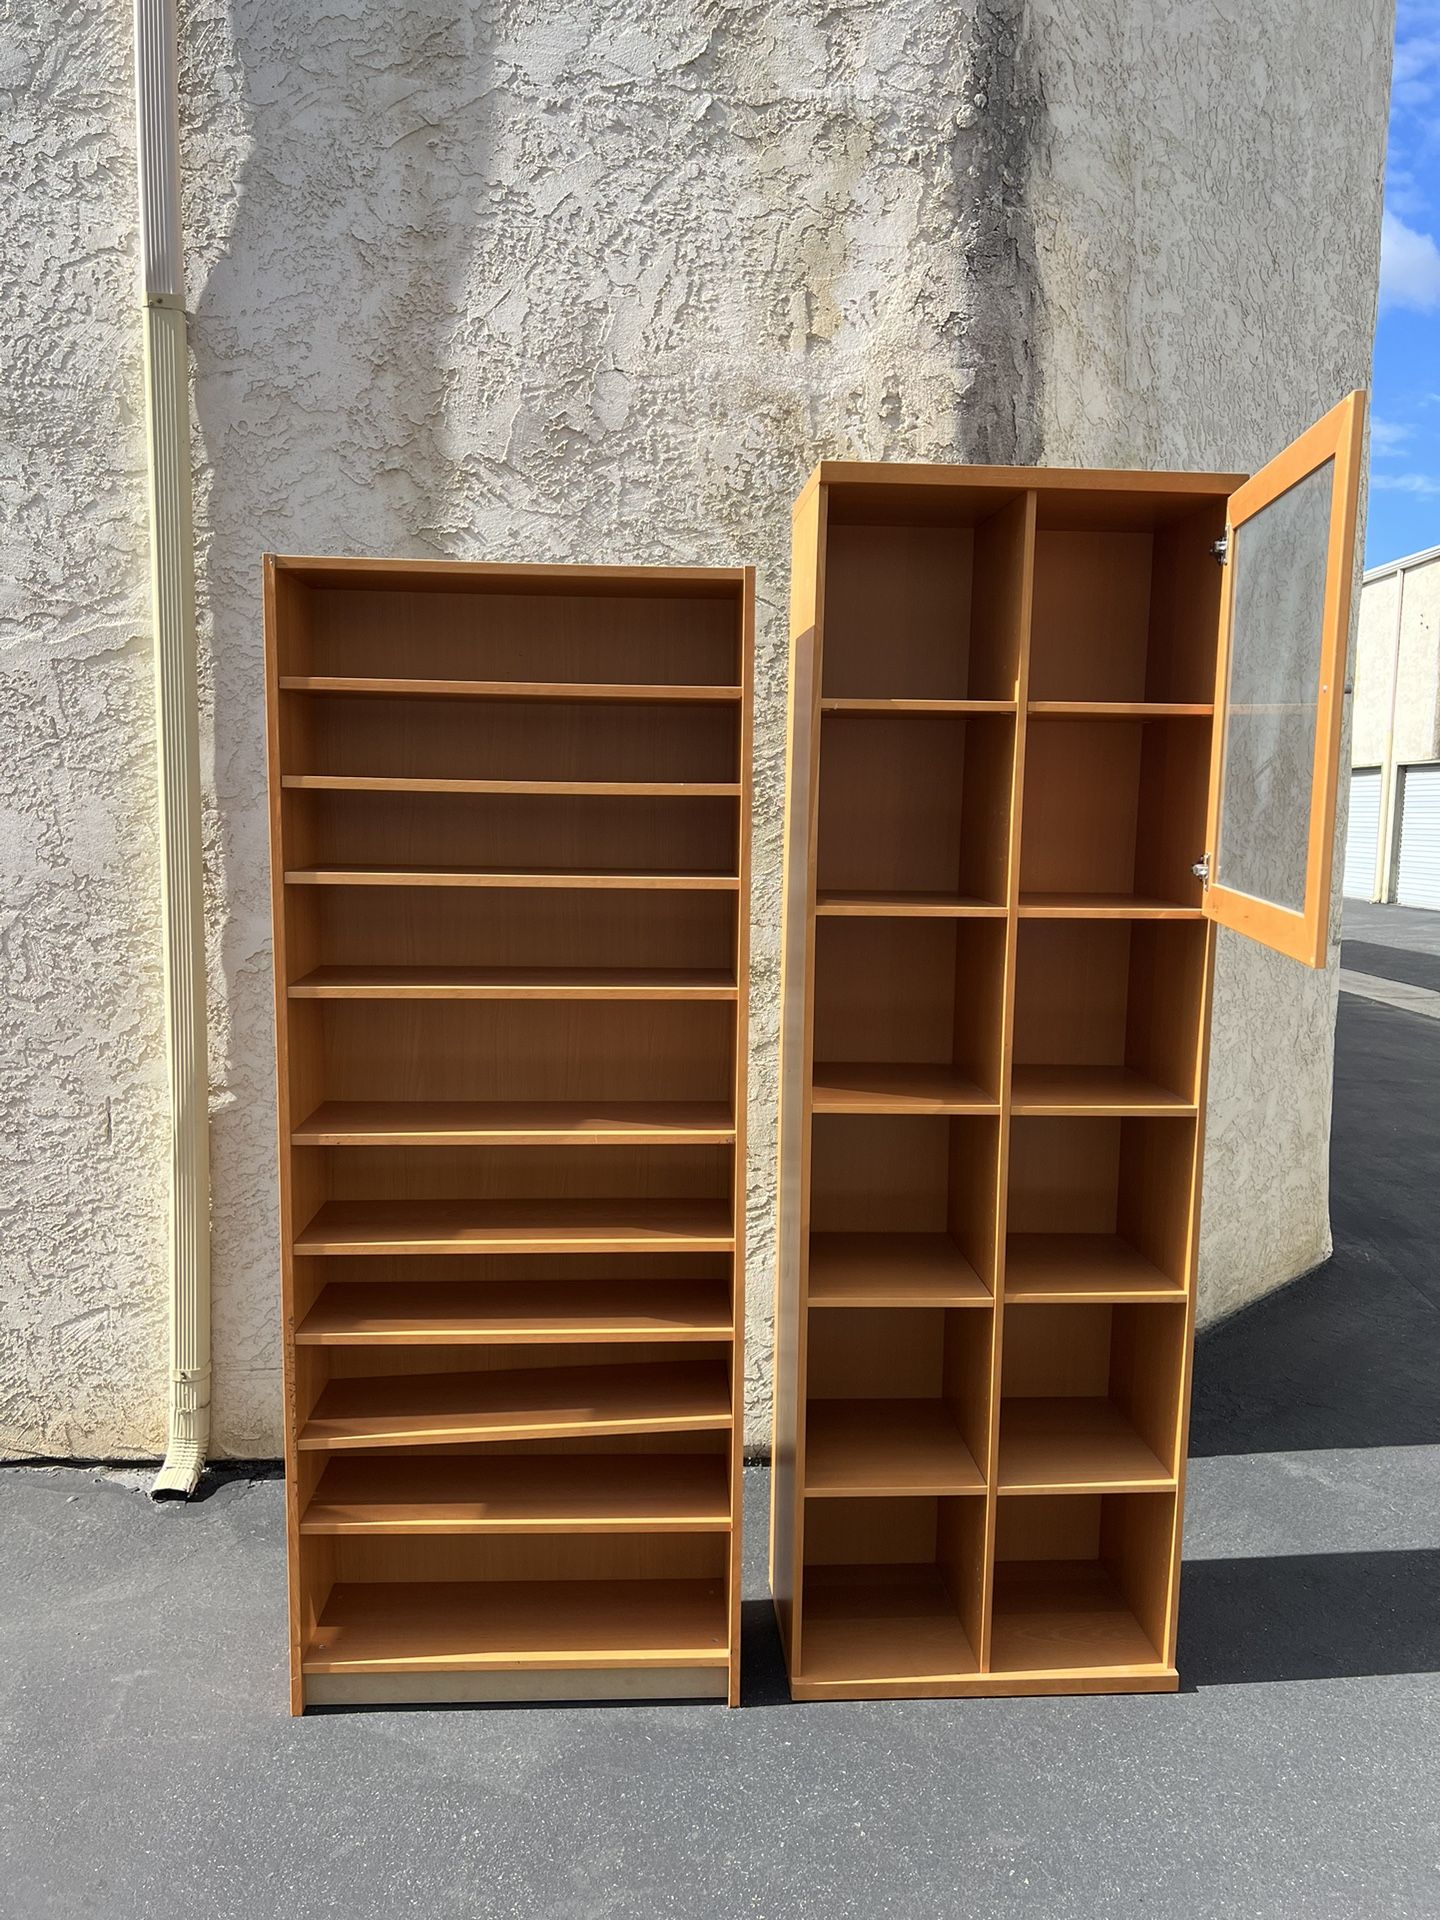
[1346,543,1440,906]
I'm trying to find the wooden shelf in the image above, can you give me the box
[285,864,739,892]
[280,675,742,705]
[293,1100,736,1147]
[804,1400,984,1496]
[295,1199,735,1257]
[301,1455,731,1534]
[989,1561,1165,1677]
[811,1062,998,1115]
[797,1566,979,1685]
[289,965,738,1002]
[298,1358,731,1450]
[1004,1233,1181,1302]
[1009,1066,1195,1116]
[821,698,1015,716]
[997,1398,1174,1492]
[296,1279,733,1346]
[816,890,1006,918]
[1027,702,1212,719]
[304,1578,730,1673]
[808,1233,990,1307]
[1017,893,1203,920]
[282,774,740,797]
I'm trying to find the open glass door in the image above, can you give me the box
[1202,391,1366,968]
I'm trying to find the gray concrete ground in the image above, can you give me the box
[3,906,1438,1919]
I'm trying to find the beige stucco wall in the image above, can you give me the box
[0,0,1390,1457]
[1026,2,1388,1326]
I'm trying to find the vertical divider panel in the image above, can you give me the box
[973,492,1037,1673]
[1159,918,1216,1664]
[729,571,756,1707]
[263,557,311,1716]
[770,481,827,1677]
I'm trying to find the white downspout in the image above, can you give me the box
[135,0,212,1499]
[1375,564,1408,904]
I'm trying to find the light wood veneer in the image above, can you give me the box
[266,557,752,1710]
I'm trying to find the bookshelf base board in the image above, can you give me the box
[304,1665,731,1709]
[787,1667,1178,1702]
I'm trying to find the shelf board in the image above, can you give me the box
[816,890,1007,919]
[808,1233,990,1307]
[281,774,740,798]
[1017,893,1203,920]
[1004,1233,1182,1302]
[298,1358,730,1450]
[285,865,739,892]
[294,1198,735,1257]
[295,1279,733,1346]
[1026,702,1213,719]
[279,675,742,706]
[804,1399,985,1496]
[289,965,737,1002]
[301,1454,731,1534]
[820,698,1015,716]
[304,1578,730,1673]
[997,1397,1174,1493]
[293,1100,735,1148]
[989,1561,1166,1678]
[811,1062,999,1115]
[1009,1065,1196,1117]
[798,1565,979,1686]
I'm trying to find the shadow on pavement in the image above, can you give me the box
[1189,993,1440,1458]
[1178,1547,1440,1687]
[1340,939,1440,995]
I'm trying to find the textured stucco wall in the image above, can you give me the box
[1022,0,1391,1327]
[1,0,1390,1457]
[1,6,171,1455]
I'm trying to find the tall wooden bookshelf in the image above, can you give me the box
[265,557,752,1712]
[772,400,1364,1698]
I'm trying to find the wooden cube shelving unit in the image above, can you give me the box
[264,558,752,1711]
[773,408,1363,1699]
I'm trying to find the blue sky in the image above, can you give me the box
[1369,1,1440,564]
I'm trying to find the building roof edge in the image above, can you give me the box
[1364,540,1440,584]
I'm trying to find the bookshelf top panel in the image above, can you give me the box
[806,462,1242,532]
[268,556,749,599]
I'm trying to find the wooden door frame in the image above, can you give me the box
[1203,390,1367,969]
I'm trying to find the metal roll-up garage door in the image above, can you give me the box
[1343,768,1382,899]
[1397,763,1440,910]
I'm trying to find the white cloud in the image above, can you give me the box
[1370,416,1414,453]
[1383,168,1429,223]
[1392,31,1440,108]
[1371,471,1440,494]
[1380,211,1440,311]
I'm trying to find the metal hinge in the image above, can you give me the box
[1211,534,1229,565]
[1192,854,1211,887]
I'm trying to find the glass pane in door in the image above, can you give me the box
[1214,458,1334,913]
